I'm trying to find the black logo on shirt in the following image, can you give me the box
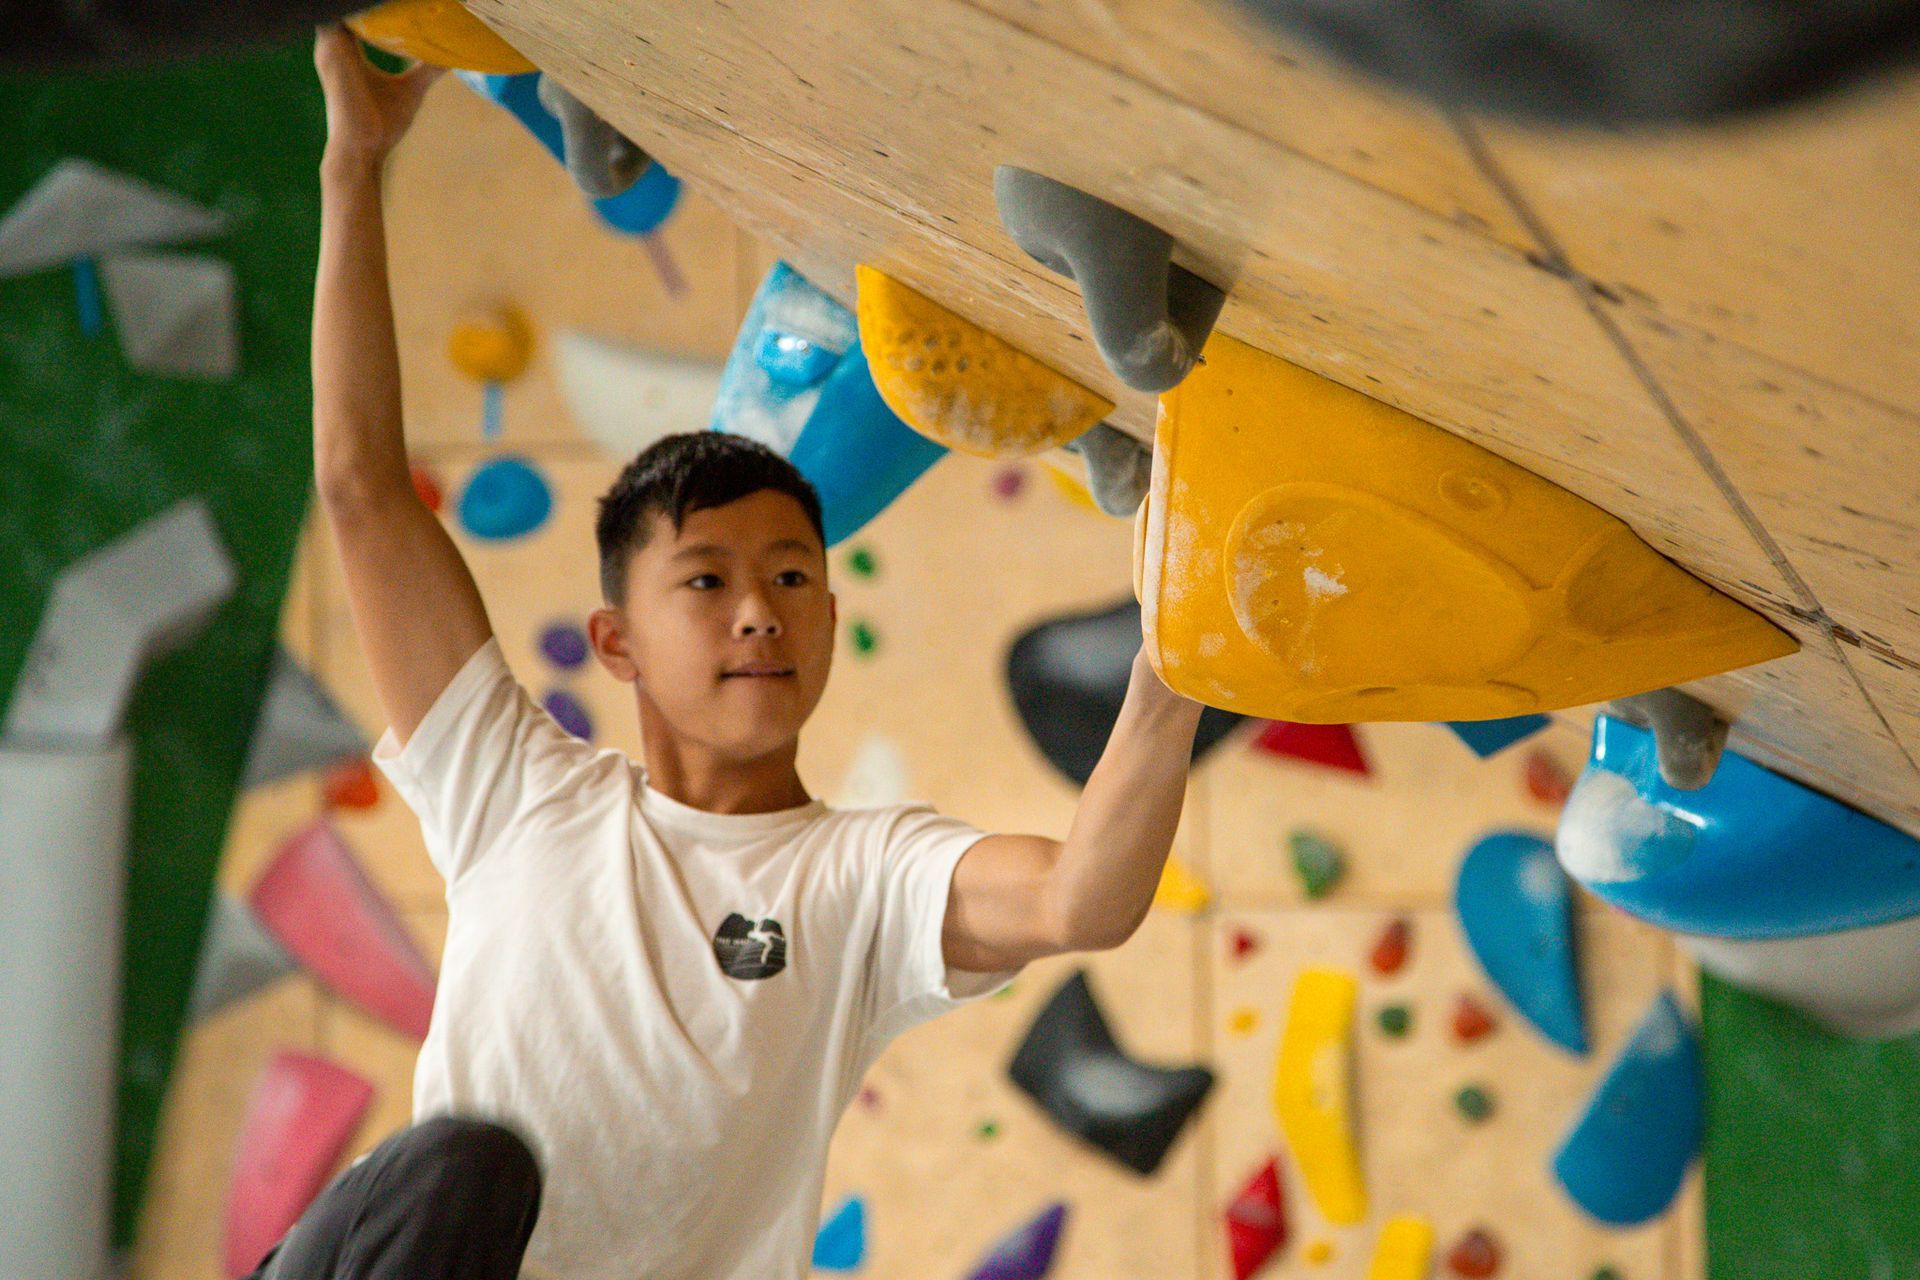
[713,913,787,980]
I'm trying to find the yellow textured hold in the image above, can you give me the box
[855,265,1113,459]
[1152,855,1211,913]
[447,304,534,383]
[1139,333,1798,722]
[1272,967,1366,1224]
[347,0,536,73]
[1365,1216,1434,1280]
[1305,1239,1336,1266]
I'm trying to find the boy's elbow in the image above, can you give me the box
[1048,895,1145,954]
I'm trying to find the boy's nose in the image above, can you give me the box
[735,596,782,638]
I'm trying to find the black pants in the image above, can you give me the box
[243,1116,544,1280]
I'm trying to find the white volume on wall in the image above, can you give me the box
[0,736,132,1280]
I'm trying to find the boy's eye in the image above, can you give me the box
[775,570,809,587]
[688,574,722,590]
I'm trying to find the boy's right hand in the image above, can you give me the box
[314,23,444,174]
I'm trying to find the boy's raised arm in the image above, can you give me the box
[311,26,492,748]
[942,644,1205,971]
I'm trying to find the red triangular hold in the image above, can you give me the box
[1251,721,1370,776]
[1224,1157,1287,1280]
[249,817,436,1040]
[223,1051,374,1278]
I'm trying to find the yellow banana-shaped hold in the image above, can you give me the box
[1365,1216,1434,1280]
[1140,333,1797,722]
[346,0,536,74]
[855,265,1112,459]
[1272,966,1366,1224]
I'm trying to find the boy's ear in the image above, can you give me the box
[588,606,641,684]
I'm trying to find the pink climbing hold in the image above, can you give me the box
[1224,1157,1287,1280]
[249,817,437,1040]
[223,1051,374,1278]
[1230,928,1262,963]
[1251,721,1371,776]
[993,466,1028,500]
[1368,917,1411,976]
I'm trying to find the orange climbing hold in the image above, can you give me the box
[1452,994,1497,1043]
[1368,917,1410,976]
[1446,1228,1502,1278]
[346,0,537,73]
[322,758,380,811]
[855,264,1113,459]
[1524,749,1574,805]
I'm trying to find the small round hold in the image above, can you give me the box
[458,456,553,541]
[1589,1267,1623,1280]
[1226,1007,1259,1036]
[975,1118,1001,1140]
[849,619,880,656]
[1228,928,1261,962]
[1446,1228,1502,1278]
[447,303,534,384]
[542,688,594,741]
[992,466,1027,499]
[539,621,590,670]
[1376,1004,1413,1038]
[845,546,879,579]
[1524,748,1574,806]
[1369,916,1411,975]
[1454,1083,1496,1123]
[1304,1239,1334,1265]
[1452,993,1498,1043]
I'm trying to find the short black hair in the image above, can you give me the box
[595,432,825,605]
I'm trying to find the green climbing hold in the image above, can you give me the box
[1454,1084,1495,1123]
[846,546,879,579]
[1376,1004,1412,1038]
[977,1119,1000,1140]
[850,619,879,656]
[1589,1268,1622,1280]
[1289,829,1346,899]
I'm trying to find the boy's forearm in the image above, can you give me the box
[1048,652,1205,950]
[313,151,411,498]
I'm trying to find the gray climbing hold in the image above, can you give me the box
[187,892,297,1023]
[993,166,1226,393]
[1608,688,1728,790]
[536,74,651,200]
[242,647,367,789]
[1062,424,1151,516]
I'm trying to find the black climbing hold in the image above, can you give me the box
[1007,970,1215,1175]
[994,166,1227,393]
[1005,598,1244,786]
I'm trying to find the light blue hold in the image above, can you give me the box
[713,262,945,547]
[1445,714,1552,757]
[1556,714,1920,940]
[458,456,552,542]
[1456,830,1587,1054]
[1552,990,1703,1226]
[812,1195,867,1272]
[458,71,682,238]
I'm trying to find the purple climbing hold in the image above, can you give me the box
[539,621,590,670]
[968,1203,1068,1280]
[542,689,594,741]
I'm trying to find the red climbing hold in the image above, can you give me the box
[1524,749,1573,806]
[1368,917,1410,976]
[1446,1228,1502,1278]
[1252,721,1371,776]
[1224,1157,1287,1280]
[1230,928,1262,963]
[1452,994,1498,1043]
[322,757,380,811]
[409,461,444,513]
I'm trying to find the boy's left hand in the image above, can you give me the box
[315,24,444,172]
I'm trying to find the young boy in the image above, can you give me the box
[263,27,1204,1280]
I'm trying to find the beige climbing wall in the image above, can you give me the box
[462,0,1920,836]
[127,59,1713,1280]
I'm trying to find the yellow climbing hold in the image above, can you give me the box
[1272,967,1365,1224]
[347,0,536,73]
[855,264,1113,459]
[1227,1007,1260,1036]
[447,304,534,384]
[1365,1216,1435,1280]
[1043,455,1104,512]
[1138,332,1798,722]
[1305,1239,1336,1266]
[1152,855,1211,913]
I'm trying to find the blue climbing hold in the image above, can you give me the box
[1552,991,1703,1225]
[458,72,681,238]
[812,1195,867,1271]
[714,262,945,546]
[1456,830,1587,1053]
[1557,714,1920,939]
[967,1203,1068,1280]
[1446,715,1552,757]
[541,689,593,741]
[539,621,590,671]
[457,456,552,541]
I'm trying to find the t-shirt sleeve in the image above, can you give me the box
[862,804,1022,1046]
[369,636,601,887]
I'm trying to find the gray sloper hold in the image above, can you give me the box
[536,74,651,200]
[994,166,1226,393]
[1608,687,1729,790]
[242,646,369,788]
[186,893,297,1023]
[1062,424,1152,516]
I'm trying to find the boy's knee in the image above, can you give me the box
[393,1116,543,1201]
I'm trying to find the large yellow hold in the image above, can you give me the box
[855,265,1113,459]
[347,0,536,73]
[1138,332,1797,722]
[1272,967,1365,1225]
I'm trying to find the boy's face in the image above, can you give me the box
[591,490,834,762]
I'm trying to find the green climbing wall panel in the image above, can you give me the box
[0,44,323,1247]
[1704,972,1920,1278]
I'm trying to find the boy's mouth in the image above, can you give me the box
[722,663,796,679]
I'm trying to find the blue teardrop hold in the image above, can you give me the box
[458,456,553,541]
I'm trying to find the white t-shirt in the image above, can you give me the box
[370,638,1018,1280]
